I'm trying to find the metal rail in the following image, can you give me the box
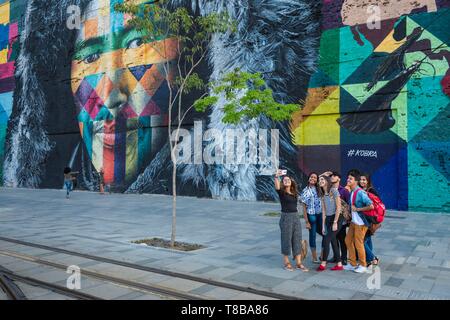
[0,266,27,300]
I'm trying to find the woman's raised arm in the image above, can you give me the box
[274,169,281,190]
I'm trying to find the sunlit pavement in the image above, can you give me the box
[0,187,449,300]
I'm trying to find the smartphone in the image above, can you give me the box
[278,169,287,176]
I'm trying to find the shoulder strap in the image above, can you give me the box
[351,188,361,206]
[332,188,338,201]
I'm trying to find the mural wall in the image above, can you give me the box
[291,0,450,212]
[0,0,449,212]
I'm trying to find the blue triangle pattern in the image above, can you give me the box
[129,64,153,81]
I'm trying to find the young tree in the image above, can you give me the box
[194,69,299,124]
[116,1,299,247]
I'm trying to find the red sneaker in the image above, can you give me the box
[316,264,326,272]
[331,265,344,271]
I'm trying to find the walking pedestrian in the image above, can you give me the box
[63,167,78,199]
[99,167,105,194]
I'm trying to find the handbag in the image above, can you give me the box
[340,198,351,222]
[324,191,351,222]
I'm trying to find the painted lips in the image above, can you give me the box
[94,120,140,149]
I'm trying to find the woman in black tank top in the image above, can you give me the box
[275,169,309,272]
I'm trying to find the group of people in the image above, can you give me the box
[275,169,381,273]
[63,167,110,198]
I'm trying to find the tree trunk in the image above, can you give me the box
[170,161,177,247]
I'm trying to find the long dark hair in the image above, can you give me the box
[281,176,298,197]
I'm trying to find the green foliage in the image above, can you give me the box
[194,69,300,124]
[115,1,235,62]
[175,73,205,93]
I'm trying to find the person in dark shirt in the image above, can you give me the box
[63,167,79,199]
[275,169,309,272]
[359,173,380,268]
[331,171,350,265]
[321,171,351,265]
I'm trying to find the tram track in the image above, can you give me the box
[0,236,302,300]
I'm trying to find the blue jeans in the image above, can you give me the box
[365,235,376,263]
[64,181,73,196]
[307,213,323,249]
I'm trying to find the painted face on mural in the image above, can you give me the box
[71,0,178,189]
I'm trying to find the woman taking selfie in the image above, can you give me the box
[275,169,309,272]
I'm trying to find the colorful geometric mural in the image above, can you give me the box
[292,1,450,211]
[71,0,178,189]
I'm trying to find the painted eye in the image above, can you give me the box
[127,38,144,49]
[83,52,100,64]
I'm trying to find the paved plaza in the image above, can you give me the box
[0,187,449,300]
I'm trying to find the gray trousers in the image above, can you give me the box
[279,211,302,257]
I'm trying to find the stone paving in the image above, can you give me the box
[0,187,449,300]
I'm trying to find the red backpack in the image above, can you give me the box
[352,189,386,224]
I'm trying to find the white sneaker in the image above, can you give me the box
[354,265,368,273]
[343,264,357,271]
